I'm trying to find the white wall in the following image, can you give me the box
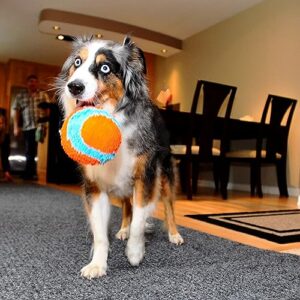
[155,0,300,192]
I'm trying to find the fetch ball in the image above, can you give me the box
[60,107,122,165]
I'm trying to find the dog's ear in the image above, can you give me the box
[137,47,147,75]
[123,36,134,47]
[118,35,149,103]
[122,36,147,75]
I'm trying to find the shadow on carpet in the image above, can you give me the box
[1,183,300,300]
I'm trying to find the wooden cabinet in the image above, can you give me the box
[0,63,6,104]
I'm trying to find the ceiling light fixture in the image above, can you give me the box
[53,25,60,31]
[39,9,182,57]
[95,33,103,39]
[161,49,168,54]
[56,34,75,42]
[57,34,64,40]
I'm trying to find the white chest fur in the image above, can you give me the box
[83,121,136,198]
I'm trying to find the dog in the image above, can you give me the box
[56,36,183,279]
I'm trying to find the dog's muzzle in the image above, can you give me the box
[68,80,85,97]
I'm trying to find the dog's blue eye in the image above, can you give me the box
[74,57,82,68]
[100,64,110,74]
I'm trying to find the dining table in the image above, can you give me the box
[159,108,289,172]
[159,109,274,144]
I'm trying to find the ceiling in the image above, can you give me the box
[0,0,263,66]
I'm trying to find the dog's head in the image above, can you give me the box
[57,36,147,117]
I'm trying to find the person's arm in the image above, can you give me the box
[13,109,21,136]
[38,91,51,121]
[43,91,50,103]
[13,94,21,136]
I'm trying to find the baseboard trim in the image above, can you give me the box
[198,180,299,197]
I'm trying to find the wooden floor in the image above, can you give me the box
[44,181,300,254]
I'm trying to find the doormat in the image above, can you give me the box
[186,210,300,244]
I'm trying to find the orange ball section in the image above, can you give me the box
[60,114,99,165]
[81,115,121,154]
[60,111,122,165]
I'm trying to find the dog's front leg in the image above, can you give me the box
[126,181,156,266]
[81,192,110,279]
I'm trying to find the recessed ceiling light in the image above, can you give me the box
[56,35,75,42]
[161,49,168,54]
[57,34,64,40]
[53,25,60,31]
[95,33,103,39]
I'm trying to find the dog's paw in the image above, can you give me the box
[169,233,184,245]
[145,220,155,233]
[115,227,130,240]
[80,262,107,279]
[126,241,145,266]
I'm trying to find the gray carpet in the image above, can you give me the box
[1,183,300,300]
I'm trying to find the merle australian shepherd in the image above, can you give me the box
[56,36,183,279]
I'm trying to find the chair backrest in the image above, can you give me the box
[160,109,191,146]
[190,80,237,159]
[259,94,297,159]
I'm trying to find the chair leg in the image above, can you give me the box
[186,161,193,200]
[178,161,186,194]
[213,162,220,193]
[255,163,263,198]
[250,162,263,198]
[220,161,230,200]
[276,160,288,197]
[179,160,193,200]
[250,164,256,196]
[192,163,199,194]
[256,179,263,198]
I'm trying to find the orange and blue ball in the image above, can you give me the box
[60,107,122,165]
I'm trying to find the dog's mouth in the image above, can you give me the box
[76,96,111,111]
[76,98,97,109]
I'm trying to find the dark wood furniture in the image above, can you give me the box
[221,94,297,199]
[160,104,294,198]
[160,110,264,142]
[169,80,237,199]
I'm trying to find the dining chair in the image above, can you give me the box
[170,80,237,199]
[220,94,297,199]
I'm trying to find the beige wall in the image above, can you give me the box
[155,0,300,191]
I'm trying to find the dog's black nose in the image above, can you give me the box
[67,80,85,96]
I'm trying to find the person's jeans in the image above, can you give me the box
[23,129,38,178]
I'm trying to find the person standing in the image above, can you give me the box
[13,74,49,180]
